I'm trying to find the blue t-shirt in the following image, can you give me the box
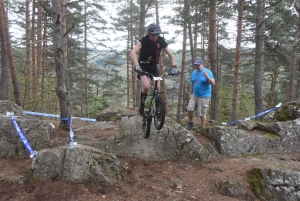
[190,67,214,98]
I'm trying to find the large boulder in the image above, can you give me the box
[202,118,300,157]
[247,167,300,201]
[0,101,50,158]
[63,145,121,186]
[32,145,121,186]
[274,101,300,121]
[0,100,24,116]
[105,116,212,162]
[31,147,65,181]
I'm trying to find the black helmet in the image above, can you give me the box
[148,23,162,34]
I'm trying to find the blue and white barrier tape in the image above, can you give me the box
[24,111,98,147]
[223,103,282,125]
[61,117,77,146]
[6,112,37,158]
[24,111,96,122]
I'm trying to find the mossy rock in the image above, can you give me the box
[246,168,279,201]
[216,180,253,200]
[274,101,300,121]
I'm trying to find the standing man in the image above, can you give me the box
[185,58,215,132]
[131,23,177,116]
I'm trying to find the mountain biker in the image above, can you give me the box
[130,23,177,117]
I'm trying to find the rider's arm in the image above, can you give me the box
[164,46,176,67]
[131,42,142,66]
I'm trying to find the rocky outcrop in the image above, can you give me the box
[0,102,50,158]
[202,118,300,157]
[247,167,300,201]
[105,116,212,162]
[32,145,121,186]
[0,100,24,116]
[274,100,300,121]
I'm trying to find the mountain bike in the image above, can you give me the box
[141,71,178,138]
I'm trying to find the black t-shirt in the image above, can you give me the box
[138,35,168,65]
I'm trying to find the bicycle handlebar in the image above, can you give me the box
[142,71,180,78]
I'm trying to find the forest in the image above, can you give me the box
[0,0,299,127]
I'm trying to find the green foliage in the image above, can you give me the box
[88,95,104,118]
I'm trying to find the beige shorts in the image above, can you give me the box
[187,95,210,116]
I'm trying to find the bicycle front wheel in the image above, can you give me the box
[154,96,165,130]
[142,116,152,138]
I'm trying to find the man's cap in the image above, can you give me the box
[194,58,203,65]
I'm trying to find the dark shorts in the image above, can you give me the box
[138,64,159,80]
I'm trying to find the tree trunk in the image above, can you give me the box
[52,0,72,130]
[254,0,265,115]
[231,0,243,122]
[127,25,130,107]
[209,0,218,121]
[41,10,48,105]
[288,3,300,101]
[25,0,32,105]
[35,0,42,105]
[0,0,9,100]
[130,0,136,108]
[84,0,89,117]
[31,0,36,101]
[176,0,188,122]
[3,1,23,106]
[136,0,146,107]
[187,3,195,66]
[269,64,278,108]
[193,1,199,60]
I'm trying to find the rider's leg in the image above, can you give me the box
[139,75,150,116]
[141,75,150,94]
[152,79,160,91]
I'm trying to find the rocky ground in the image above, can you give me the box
[1,116,300,201]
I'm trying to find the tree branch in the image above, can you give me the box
[40,2,52,15]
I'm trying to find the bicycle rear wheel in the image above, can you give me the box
[154,96,165,130]
[142,116,152,138]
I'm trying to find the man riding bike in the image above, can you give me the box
[130,23,177,116]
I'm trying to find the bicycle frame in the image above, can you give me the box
[141,71,177,138]
[145,75,164,118]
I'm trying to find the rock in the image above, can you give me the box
[216,180,253,200]
[105,116,211,162]
[274,101,300,121]
[32,145,121,187]
[247,167,300,201]
[238,120,258,131]
[31,147,66,181]
[0,113,50,158]
[203,120,300,157]
[96,107,137,121]
[0,100,24,116]
[63,145,121,186]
